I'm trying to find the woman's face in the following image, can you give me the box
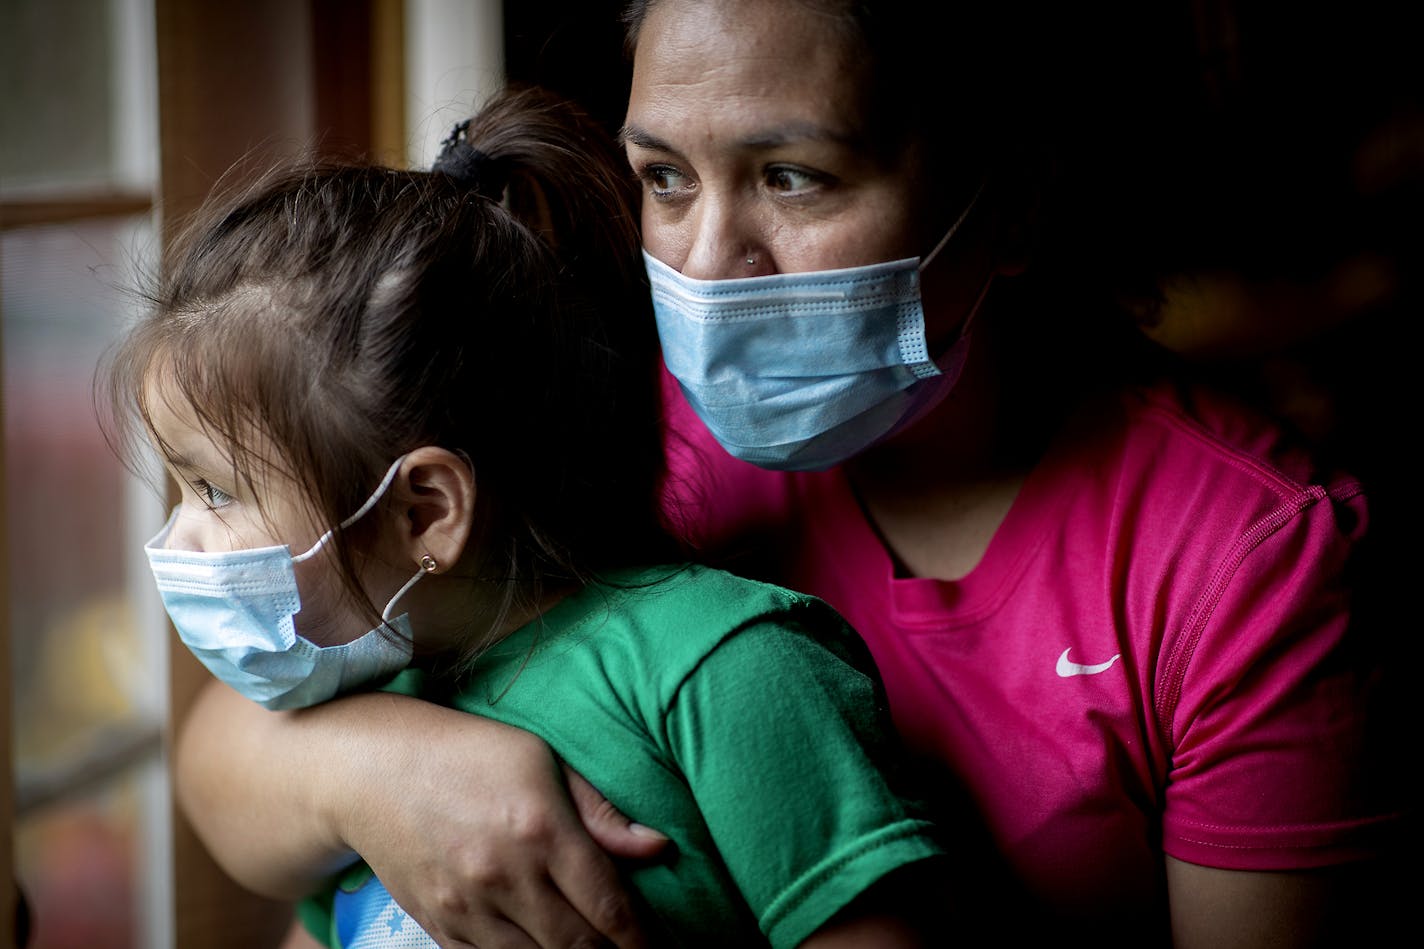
[624,0,937,279]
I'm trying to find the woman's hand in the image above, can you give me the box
[338,701,666,948]
[174,680,669,948]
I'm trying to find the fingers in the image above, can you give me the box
[563,765,671,861]
[425,915,542,949]
[379,774,635,949]
[331,719,655,949]
[414,871,617,949]
[546,838,649,949]
[554,764,667,949]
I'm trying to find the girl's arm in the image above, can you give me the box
[174,679,667,948]
[278,919,326,949]
[796,867,946,949]
[799,917,927,949]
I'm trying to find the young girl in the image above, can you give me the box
[104,86,947,948]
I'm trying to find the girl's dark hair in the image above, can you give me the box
[105,84,674,662]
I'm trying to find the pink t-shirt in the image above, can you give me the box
[660,368,1402,933]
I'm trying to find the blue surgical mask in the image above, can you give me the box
[646,185,988,471]
[144,458,423,710]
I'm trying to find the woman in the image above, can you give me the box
[177,2,1405,947]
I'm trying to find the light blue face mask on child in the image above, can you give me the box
[144,458,423,711]
[646,185,988,471]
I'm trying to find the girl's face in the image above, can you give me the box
[624,0,935,281]
[146,378,394,648]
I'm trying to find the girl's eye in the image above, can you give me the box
[764,165,823,197]
[191,478,234,509]
[642,164,692,199]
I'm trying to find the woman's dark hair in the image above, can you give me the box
[104,84,674,662]
[621,0,1068,200]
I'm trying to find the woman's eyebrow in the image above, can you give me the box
[618,123,671,153]
[739,121,857,150]
[620,120,856,153]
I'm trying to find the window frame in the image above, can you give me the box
[4,1,632,943]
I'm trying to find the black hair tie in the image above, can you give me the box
[433,119,510,198]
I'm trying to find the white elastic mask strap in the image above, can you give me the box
[918,178,987,274]
[381,565,430,622]
[948,272,995,354]
[292,456,408,564]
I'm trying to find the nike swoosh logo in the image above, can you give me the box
[1056,648,1121,677]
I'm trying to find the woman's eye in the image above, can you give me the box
[191,478,234,509]
[643,164,692,198]
[764,166,821,196]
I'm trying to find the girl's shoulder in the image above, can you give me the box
[588,562,844,641]
[460,565,844,694]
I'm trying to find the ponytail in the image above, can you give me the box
[432,119,511,199]
[431,85,646,299]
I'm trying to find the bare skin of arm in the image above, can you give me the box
[175,679,667,948]
[796,867,946,949]
[1166,856,1400,949]
[798,917,927,949]
[278,921,325,949]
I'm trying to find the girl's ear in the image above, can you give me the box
[390,447,476,572]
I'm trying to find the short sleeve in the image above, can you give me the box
[662,611,945,948]
[1161,485,1405,868]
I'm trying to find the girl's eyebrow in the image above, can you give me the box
[159,445,199,470]
[160,447,188,466]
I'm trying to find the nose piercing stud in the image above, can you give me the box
[746,256,756,266]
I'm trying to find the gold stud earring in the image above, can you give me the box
[419,554,438,573]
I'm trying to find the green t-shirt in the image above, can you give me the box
[301,564,944,948]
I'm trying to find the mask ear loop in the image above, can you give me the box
[916,178,994,355]
[918,178,988,274]
[283,454,437,629]
[380,554,439,622]
[292,456,408,564]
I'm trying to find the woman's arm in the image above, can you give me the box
[175,679,667,948]
[1166,856,1401,949]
